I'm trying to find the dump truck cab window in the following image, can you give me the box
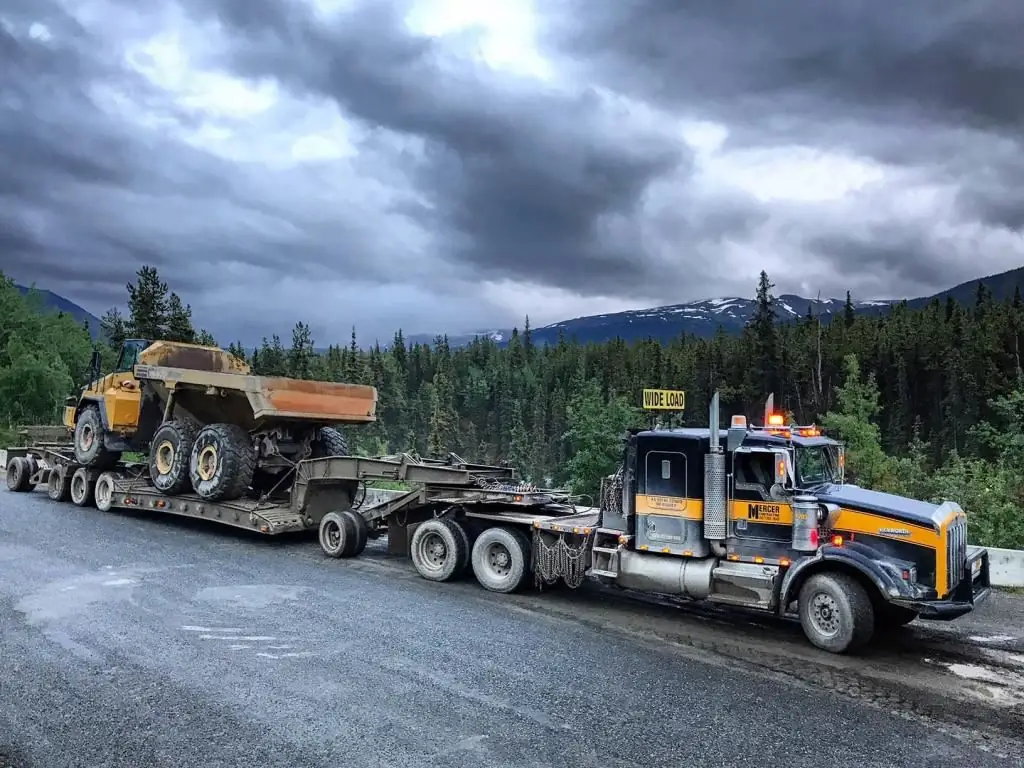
[116,340,148,373]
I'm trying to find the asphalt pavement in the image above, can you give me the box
[0,488,1019,767]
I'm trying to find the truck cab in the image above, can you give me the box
[582,392,992,653]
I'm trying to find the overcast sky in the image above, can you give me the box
[1,0,1022,345]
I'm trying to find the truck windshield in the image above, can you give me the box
[796,444,840,487]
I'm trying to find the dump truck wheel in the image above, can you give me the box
[310,426,349,458]
[47,465,72,502]
[69,467,96,507]
[5,457,32,492]
[319,511,359,558]
[73,406,120,469]
[471,526,531,593]
[189,423,256,501]
[94,472,117,512]
[149,420,199,495]
[410,518,468,582]
[340,509,369,556]
[798,571,875,654]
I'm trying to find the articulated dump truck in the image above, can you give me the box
[4,356,993,654]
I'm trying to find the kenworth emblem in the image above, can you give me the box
[879,527,912,537]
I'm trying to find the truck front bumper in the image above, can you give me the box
[893,547,991,620]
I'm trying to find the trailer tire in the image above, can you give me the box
[94,472,117,512]
[470,526,531,594]
[189,423,255,502]
[311,427,349,458]
[798,571,875,654]
[73,405,120,469]
[319,511,359,558]
[5,457,32,492]
[47,465,72,502]
[341,509,369,556]
[149,420,199,495]
[410,518,468,582]
[69,467,95,507]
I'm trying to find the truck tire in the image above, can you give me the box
[69,467,96,507]
[310,426,349,458]
[341,509,369,556]
[5,457,32,492]
[73,405,120,469]
[798,571,875,653]
[470,526,531,594]
[47,465,72,502]
[189,423,255,501]
[410,518,469,582]
[319,511,359,558]
[94,471,117,512]
[149,420,198,495]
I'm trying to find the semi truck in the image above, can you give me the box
[3,347,992,654]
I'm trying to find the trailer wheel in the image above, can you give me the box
[47,465,72,502]
[94,472,117,512]
[341,509,369,556]
[310,427,349,458]
[189,423,255,502]
[69,467,95,507]
[5,457,32,492]
[149,420,198,495]
[73,405,120,469]
[319,511,359,558]
[410,519,468,582]
[470,526,531,594]
[798,571,875,654]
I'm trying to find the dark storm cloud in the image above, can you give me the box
[174,0,770,298]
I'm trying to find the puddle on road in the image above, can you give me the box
[923,656,1024,708]
[968,634,1019,644]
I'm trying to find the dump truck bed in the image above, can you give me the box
[134,363,377,427]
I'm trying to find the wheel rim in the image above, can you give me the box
[419,531,448,572]
[48,470,61,495]
[96,478,112,507]
[324,519,342,551]
[810,592,841,638]
[484,542,513,578]
[197,445,218,481]
[6,462,19,487]
[71,473,85,500]
[79,423,94,451]
[155,441,174,474]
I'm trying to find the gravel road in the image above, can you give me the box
[1,487,1022,767]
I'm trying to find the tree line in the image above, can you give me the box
[2,266,1022,548]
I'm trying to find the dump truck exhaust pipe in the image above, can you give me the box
[703,392,727,555]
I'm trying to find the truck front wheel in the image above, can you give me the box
[73,406,120,469]
[798,571,875,654]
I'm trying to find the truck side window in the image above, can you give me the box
[644,451,687,497]
[734,452,773,488]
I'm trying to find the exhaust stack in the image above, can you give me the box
[703,391,727,541]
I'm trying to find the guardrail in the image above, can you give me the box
[2,446,1022,587]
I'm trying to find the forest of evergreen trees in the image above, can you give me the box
[2,266,1023,549]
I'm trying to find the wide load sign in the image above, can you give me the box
[642,389,685,410]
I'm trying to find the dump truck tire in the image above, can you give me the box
[94,471,117,512]
[73,405,120,469]
[410,518,469,582]
[189,423,256,502]
[471,526,531,593]
[6,457,32,492]
[47,465,72,502]
[149,420,199,495]
[798,571,875,654]
[311,427,349,458]
[319,511,360,558]
[69,467,95,507]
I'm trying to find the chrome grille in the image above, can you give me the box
[946,516,967,593]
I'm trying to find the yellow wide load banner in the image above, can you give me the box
[642,389,685,410]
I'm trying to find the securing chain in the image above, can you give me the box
[533,527,594,590]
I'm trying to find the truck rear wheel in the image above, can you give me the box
[73,405,120,469]
[798,571,875,653]
[310,427,349,458]
[94,472,117,512]
[189,423,255,501]
[149,420,198,494]
[47,465,72,502]
[410,518,469,582]
[6,457,32,492]
[69,467,95,507]
[471,526,531,594]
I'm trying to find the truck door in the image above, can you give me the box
[730,448,793,546]
[634,446,705,555]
